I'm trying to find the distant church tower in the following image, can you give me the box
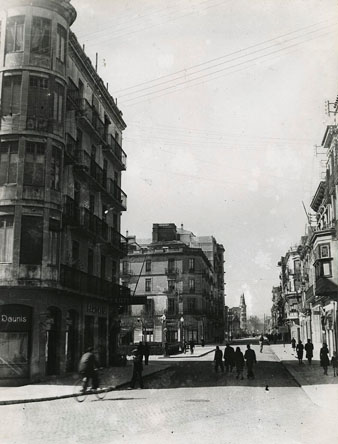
[239,294,247,332]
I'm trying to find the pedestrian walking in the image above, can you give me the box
[214,346,224,373]
[144,342,150,365]
[304,339,314,365]
[259,334,264,353]
[291,337,296,351]
[183,340,187,354]
[78,347,99,392]
[320,343,330,376]
[331,351,337,377]
[189,340,195,354]
[244,344,257,379]
[224,343,235,373]
[296,340,304,365]
[129,345,144,389]
[234,346,244,380]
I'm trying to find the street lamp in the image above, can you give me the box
[161,314,167,355]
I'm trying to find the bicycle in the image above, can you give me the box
[73,372,107,402]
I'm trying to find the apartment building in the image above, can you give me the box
[120,224,225,346]
[0,0,128,383]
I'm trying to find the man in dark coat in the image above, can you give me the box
[214,346,224,373]
[144,342,150,365]
[296,340,304,365]
[320,343,330,375]
[129,345,144,389]
[244,344,257,379]
[305,339,314,365]
[224,343,235,373]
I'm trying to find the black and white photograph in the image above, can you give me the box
[0,0,338,443]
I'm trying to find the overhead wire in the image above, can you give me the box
[120,24,338,105]
[116,18,336,96]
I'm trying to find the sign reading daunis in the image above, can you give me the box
[0,305,32,331]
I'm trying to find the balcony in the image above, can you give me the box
[165,268,180,276]
[66,85,80,111]
[103,133,127,170]
[60,264,130,300]
[74,149,127,210]
[77,98,105,140]
[65,134,78,164]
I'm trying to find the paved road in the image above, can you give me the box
[1,345,337,444]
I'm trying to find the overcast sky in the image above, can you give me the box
[71,0,338,317]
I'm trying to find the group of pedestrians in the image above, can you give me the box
[291,338,338,376]
[214,343,257,380]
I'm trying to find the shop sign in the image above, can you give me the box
[0,305,32,332]
[86,303,107,316]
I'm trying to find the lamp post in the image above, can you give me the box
[161,314,167,355]
[180,316,184,348]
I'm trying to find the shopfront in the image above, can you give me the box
[0,304,32,380]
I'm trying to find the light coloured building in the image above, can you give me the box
[120,224,225,347]
[0,0,128,383]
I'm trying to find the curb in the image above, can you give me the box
[0,366,172,406]
[159,348,215,359]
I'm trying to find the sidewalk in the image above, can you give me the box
[0,346,215,406]
[0,360,170,406]
[270,343,338,408]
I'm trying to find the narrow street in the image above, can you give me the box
[1,345,337,444]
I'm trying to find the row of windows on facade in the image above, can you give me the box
[0,217,118,279]
[1,74,64,125]
[1,16,66,61]
[0,140,61,188]
[123,258,197,274]
[141,278,196,293]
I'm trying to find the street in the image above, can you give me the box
[1,345,337,444]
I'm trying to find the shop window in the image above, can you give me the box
[5,16,24,53]
[31,17,51,56]
[145,260,151,272]
[50,146,61,190]
[1,75,22,116]
[145,278,151,292]
[23,142,45,186]
[56,24,66,63]
[20,216,43,264]
[0,216,14,263]
[0,141,18,185]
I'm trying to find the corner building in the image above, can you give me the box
[0,0,128,383]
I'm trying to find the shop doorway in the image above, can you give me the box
[84,315,94,351]
[45,307,61,376]
[98,318,107,367]
[65,310,78,372]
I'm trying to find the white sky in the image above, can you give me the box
[71,0,338,317]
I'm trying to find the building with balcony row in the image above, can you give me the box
[273,123,338,356]
[0,0,129,383]
[120,224,225,346]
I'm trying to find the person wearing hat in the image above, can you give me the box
[129,344,144,389]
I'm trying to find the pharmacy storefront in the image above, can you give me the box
[0,304,32,380]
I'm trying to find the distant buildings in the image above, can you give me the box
[273,123,338,355]
[120,224,225,346]
[0,0,128,383]
[225,293,247,339]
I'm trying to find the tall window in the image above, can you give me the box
[189,258,195,272]
[50,146,61,190]
[23,142,45,186]
[145,260,151,272]
[0,216,14,263]
[88,248,94,275]
[0,141,18,185]
[101,255,106,279]
[188,298,196,312]
[31,17,51,55]
[56,24,66,62]
[6,16,24,53]
[189,278,195,293]
[53,82,64,124]
[72,240,79,267]
[27,75,50,127]
[145,278,151,292]
[20,216,43,264]
[1,75,22,116]
[49,218,60,266]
